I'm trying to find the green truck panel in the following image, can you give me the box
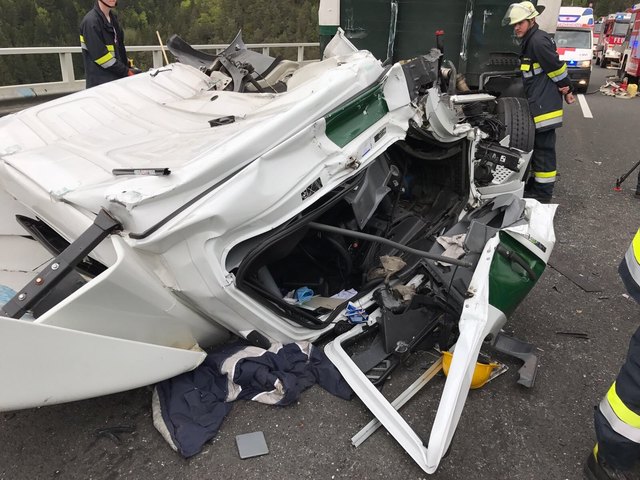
[324,83,389,147]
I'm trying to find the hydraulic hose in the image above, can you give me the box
[307,222,473,268]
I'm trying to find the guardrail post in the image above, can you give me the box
[297,46,304,62]
[59,52,75,83]
[262,47,270,56]
[152,50,164,68]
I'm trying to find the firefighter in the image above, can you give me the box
[80,0,138,88]
[584,229,640,479]
[503,1,575,203]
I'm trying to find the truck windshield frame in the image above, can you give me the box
[613,21,630,36]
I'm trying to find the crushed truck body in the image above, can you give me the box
[0,30,556,473]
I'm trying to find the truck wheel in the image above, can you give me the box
[497,97,535,152]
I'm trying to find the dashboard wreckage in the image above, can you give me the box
[0,31,556,473]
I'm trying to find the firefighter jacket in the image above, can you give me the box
[620,229,640,303]
[80,4,129,88]
[519,23,572,131]
[593,228,640,468]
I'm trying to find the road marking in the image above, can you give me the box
[577,94,593,119]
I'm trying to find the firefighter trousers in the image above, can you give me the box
[528,129,557,198]
[594,323,640,470]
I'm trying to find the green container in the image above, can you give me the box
[489,231,546,317]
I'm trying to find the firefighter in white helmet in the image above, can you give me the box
[503,1,574,203]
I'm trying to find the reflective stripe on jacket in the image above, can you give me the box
[520,24,572,132]
[619,228,640,303]
[79,4,129,88]
[598,382,640,445]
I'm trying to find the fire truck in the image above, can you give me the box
[621,4,640,80]
[596,14,616,65]
[600,12,633,68]
[593,17,604,57]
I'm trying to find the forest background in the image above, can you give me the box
[0,0,632,86]
[0,0,320,85]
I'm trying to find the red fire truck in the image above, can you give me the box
[600,12,632,68]
[596,14,616,65]
[593,17,604,57]
[622,4,640,80]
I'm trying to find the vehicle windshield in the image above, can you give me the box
[555,30,592,49]
[613,21,629,36]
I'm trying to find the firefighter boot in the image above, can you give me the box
[583,451,633,480]
[523,186,552,203]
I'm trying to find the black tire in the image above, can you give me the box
[497,97,535,152]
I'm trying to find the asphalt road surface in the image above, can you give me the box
[1,66,639,480]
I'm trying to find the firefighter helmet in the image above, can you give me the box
[502,1,545,26]
[441,351,500,389]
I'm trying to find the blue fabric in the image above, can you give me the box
[155,341,352,457]
[0,285,17,306]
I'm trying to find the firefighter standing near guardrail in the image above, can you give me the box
[583,230,640,480]
[80,0,139,88]
[503,1,575,203]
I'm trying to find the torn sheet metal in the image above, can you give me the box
[325,235,501,474]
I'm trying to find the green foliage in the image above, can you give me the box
[563,0,636,17]
[0,0,320,85]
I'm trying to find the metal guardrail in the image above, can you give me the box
[0,42,320,107]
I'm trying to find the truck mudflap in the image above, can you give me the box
[0,316,206,411]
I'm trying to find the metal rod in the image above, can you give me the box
[614,159,640,190]
[156,30,169,65]
[352,357,443,447]
[0,209,121,319]
[307,222,473,268]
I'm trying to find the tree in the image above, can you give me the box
[0,0,321,86]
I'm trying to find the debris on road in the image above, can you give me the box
[599,77,638,99]
[236,431,269,459]
[555,331,590,340]
[95,425,136,444]
[152,341,351,458]
[548,260,603,293]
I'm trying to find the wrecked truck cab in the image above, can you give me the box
[0,30,554,473]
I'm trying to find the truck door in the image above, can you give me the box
[462,0,560,90]
[339,0,467,63]
[463,0,521,88]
